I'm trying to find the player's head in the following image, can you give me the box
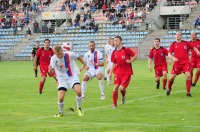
[191,31,197,41]
[53,45,64,59]
[114,35,122,47]
[35,41,40,48]
[108,37,111,45]
[176,32,182,41]
[89,41,95,53]
[44,39,50,48]
[110,38,114,47]
[154,38,160,48]
[62,42,73,52]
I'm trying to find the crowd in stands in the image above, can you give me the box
[0,0,52,33]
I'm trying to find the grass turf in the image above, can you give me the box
[0,60,200,132]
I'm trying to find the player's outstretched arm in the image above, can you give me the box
[48,65,54,74]
[78,57,89,71]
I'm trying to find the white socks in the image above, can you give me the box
[76,95,82,108]
[98,79,105,95]
[81,81,87,97]
[58,102,64,113]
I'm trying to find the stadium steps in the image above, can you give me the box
[180,3,200,30]
[138,30,167,59]
[0,34,42,61]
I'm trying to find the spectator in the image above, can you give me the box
[33,20,39,33]
[102,4,107,14]
[26,28,31,40]
[194,16,200,28]
[61,3,66,11]
[94,23,98,32]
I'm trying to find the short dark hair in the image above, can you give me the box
[154,38,160,42]
[89,41,95,45]
[115,35,122,41]
[44,39,50,43]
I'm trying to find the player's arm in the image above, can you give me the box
[78,57,89,71]
[193,47,200,56]
[148,58,152,71]
[108,62,116,79]
[33,56,38,71]
[126,55,137,63]
[168,52,178,62]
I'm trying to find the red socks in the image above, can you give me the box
[194,72,200,84]
[186,80,191,93]
[39,82,44,92]
[162,79,167,88]
[112,91,118,106]
[168,79,174,90]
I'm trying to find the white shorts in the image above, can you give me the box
[57,75,80,90]
[106,62,113,70]
[84,68,104,79]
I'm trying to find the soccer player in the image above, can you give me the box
[190,32,200,87]
[33,39,57,94]
[166,32,200,97]
[148,38,168,90]
[31,41,40,77]
[105,38,115,86]
[109,36,137,108]
[81,41,105,100]
[104,37,111,80]
[49,45,88,117]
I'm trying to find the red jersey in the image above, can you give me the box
[191,39,200,58]
[35,47,54,66]
[111,47,135,75]
[149,47,168,68]
[169,41,194,65]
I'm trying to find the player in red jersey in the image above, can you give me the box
[190,32,200,87]
[148,38,169,90]
[166,32,200,97]
[33,39,57,94]
[109,35,137,108]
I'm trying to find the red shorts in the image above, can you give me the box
[190,57,200,69]
[171,63,190,75]
[154,65,168,77]
[40,65,56,77]
[114,74,131,89]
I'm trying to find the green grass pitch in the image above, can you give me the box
[0,60,200,132]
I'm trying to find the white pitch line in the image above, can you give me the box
[31,121,200,129]
[26,89,187,122]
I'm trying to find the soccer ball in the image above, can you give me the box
[62,42,73,52]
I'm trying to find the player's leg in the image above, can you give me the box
[185,72,192,97]
[112,84,120,108]
[54,88,67,117]
[39,76,46,94]
[73,83,84,116]
[166,74,176,95]
[155,76,160,89]
[162,71,168,90]
[106,68,111,86]
[119,75,131,104]
[81,72,91,98]
[193,68,200,86]
[96,72,105,100]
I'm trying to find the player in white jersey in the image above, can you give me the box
[105,38,115,86]
[49,45,88,117]
[81,41,105,100]
[104,37,111,80]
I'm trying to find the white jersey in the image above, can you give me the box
[104,44,110,55]
[84,50,104,71]
[105,45,115,64]
[50,51,79,79]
